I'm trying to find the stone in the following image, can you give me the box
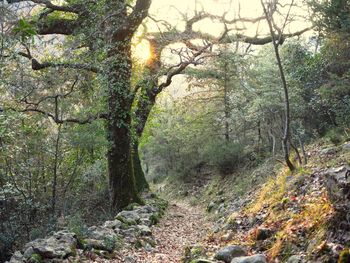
[137,225,152,236]
[323,166,350,208]
[343,142,350,150]
[116,210,140,224]
[9,251,25,263]
[256,227,273,240]
[103,219,122,229]
[221,232,234,241]
[320,147,336,156]
[119,227,140,243]
[217,203,226,214]
[230,254,267,263]
[84,238,111,252]
[124,256,137,263]
[23,230,77,259]
[140,218,152,226]
[287,255,305,263]
[136,205,158,214]
[214,245,247,263]
[87,226,118,241]
[191,260,215,263]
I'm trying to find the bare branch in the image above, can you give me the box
[17,50,99,73]
[3,0,79,13]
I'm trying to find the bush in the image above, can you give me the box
[67,213,88,239]
[204,141,244,175]
[325,128,344,145]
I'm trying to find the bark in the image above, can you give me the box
[132,85,155,192]
[298,135,307,164]
[290,139,302,165]
[133,141,149,192]
[104,0,151,213]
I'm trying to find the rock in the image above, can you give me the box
[87,226,119,241]
[287,255,305,263]
[124,256,137,263]
[255,227,273,240]
[137,225,152,236]
[343,142,350,150]
[217,203,226,214]
[84,238,111,252]
[119,227,140,243]
[116,210,140,225]
[9,251,25,263]
[23,230,77,259]
[230,254,267,263]
[103,219,122,229]
[320,147,336,156]
[323,166,350,210]
[140,218,152,226]
[191,260,215,263]
[214,245,247,263]
[136,205,158,214]
[221,232,234,241]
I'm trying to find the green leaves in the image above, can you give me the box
[13,18,37,42]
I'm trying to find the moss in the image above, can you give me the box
[150,213,160,224]
[29,253,42,263]
[124,202,141,211]
[338,249,350,263]
[115,215,137,226]
[134,239,143,249]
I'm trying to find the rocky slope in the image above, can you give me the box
[178,141,350,263]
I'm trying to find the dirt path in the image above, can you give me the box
[116,202,211,263]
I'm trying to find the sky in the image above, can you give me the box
[134,0,313,100]
[134,0,312,61]
[148,0,311,37]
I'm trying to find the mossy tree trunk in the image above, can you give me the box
[104,0,151,212]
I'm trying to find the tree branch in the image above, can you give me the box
[17,50,99,73]
[3,0,79,13]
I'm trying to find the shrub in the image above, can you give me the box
[325,128,344,145]
[67,213,88,239]
[204,141,244,175]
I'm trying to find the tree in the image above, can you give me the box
[261,0,296,171]
[1,0,151,212]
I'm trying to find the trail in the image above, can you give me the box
[116,202,211,263]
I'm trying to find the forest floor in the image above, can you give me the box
[113,201,211,263]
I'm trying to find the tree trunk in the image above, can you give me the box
[298,135,307,164]
[51,124,61,215]
[223,49,230,142]
[261,1,295,171]
[133,140,149,192]
[132,78,158,191]
[106,42,139,212]
[105,18,136,213]
[103,0,151,213]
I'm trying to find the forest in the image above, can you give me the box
[0,0,349,262]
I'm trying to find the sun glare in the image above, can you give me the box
[133,39,152,64]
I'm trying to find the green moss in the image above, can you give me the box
[134,239,143,249]
[124,202,141,211]
[115,215,137,226]
[150,213,160,224]
[29,253,42,263]
[338,249,350,263]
